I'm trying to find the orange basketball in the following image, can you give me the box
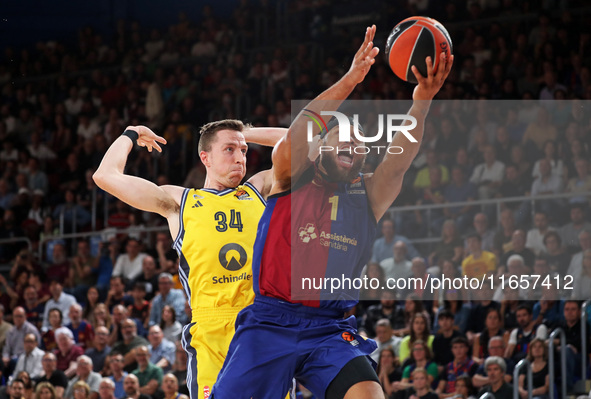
[385,16,453,83]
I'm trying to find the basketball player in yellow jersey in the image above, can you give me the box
[93,120,283,399]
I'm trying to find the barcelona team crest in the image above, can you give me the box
[234,189,253,200]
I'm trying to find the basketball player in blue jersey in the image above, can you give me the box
[93,122,285,399]
[212,25,453,399]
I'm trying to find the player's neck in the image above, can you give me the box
[203,175,235,191]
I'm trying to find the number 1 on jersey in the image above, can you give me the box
[329,196,339,221]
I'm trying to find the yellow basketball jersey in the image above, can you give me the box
[173,182,265,319]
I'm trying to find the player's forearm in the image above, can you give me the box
[93,136,134,189]
[244,127,288,147]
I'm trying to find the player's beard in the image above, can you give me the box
[320,151,365,181]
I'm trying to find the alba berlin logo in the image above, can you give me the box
[218,243,248,271]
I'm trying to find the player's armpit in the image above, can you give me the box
[247,169,273,199]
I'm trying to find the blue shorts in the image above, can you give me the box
[211,296,377,399]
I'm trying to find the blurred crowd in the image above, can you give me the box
[0,0,591,398]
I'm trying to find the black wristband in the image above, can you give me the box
[122,130,139,144]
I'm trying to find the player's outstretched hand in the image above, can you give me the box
[346,25,380,85]
[411,52,454,101]
[126,125,167,153]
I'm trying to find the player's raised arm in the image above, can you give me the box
[367,52,453,221]
[271,25,379,190]
[93,126,182,219]
[243,127,288,147]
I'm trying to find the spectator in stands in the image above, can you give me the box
[531,140,564,180]
[106,353,127,399]
[466,283,500,345]
[70,239,96,303]
[110,318,149,371]
[359,263,385,305]
[131,256,160,301]
[128,283,149,329]
[473,308,506,365]
[532,281,564,330]
[393,341,439,393]
[22,285,44,332]
[522,108,557,152]
[473,336,515,388]
[371,219,419,264]
[369,319,402,364]
[161,373,188,399]
[494,255,530,302]
[554,300,590,391]
[362,290,404,338]
[92,304,112,332]
[159,305,182,343]
[105,276,132,312]
[517,338,549,399]
[54,326,84,378]
[34,352,68,398]
[0,178,15,211]
[442,166,477,231]
[42,308,63,351]
[436,337,478,397]
[34,382,57,399]
[505,304,548,362]
[572,249,591,299]
[82,287,100,326]
[2,306,41,375]
[414,166,448,235]
[171,342,188,396]
[566,229,591,278]
[476,357,513,399]
[12,333,44,379]
[52,190,91,231]
[112,238,147,282]
[28,270,50,304]
[85,326,110,373]
[122,374,149,399]
[146,325,175,373]
[542,231,571,277]
[432,309,464,369]
[26,158,48,195]
[131,346,162,397]
[462,233,497,279]
[414,149,450,190]
[153,232,176,273]
[469,145,505,200]
[500,230,535,270]
[67,303,94,350]
[565,158,591,204]
[493,209,516,257]
[92,239,118,297]
[525,211,554,256]
[428,220,464,267]
[378,347,400,397]
[0,304,12,354]
[45,244,73,286]
[531,157,564,210]
[380,241,413,281]
[560,204,591,252]
[107,305,128,346]
[64,356,101,399]
[399,313,434,363]
[433,287,471,335]
[42,278,78,330]
[98,378,116,399]
[8,378,26,399]
[148,273,186,326]
[465,213,495,253]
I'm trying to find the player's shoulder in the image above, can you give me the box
[160,185,187,207]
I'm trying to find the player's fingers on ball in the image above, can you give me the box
[411,65,424,83]
[426,56,434,79]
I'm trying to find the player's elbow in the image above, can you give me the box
[92,170,106,189]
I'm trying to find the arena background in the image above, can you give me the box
[0,0,590,398]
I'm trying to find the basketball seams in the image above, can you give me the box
[405,26,425,83]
